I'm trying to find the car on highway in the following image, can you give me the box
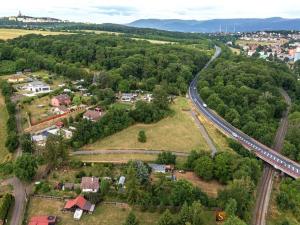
[203,103,207,108]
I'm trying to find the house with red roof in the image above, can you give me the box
[28,215,57,225]
[51,94,71,107]
[63,195,95,213]
[83,108,103,122]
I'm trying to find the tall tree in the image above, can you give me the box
[45,134,69,168]
[157,209,175,225]
[14,153,37,182]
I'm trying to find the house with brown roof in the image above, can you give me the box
[51,94,71,107]
[53,105,69,115]
[63,195,95,213]
[83,108,103,122]
[28,215,57,225]
[81,177,99,193]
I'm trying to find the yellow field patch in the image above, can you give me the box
[0,28,69,40]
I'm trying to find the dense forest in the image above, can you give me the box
[198,49,296,146]
[0,33,211,95]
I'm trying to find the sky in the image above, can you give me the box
[1,0,300,24]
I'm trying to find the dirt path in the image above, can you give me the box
[190,110,218,156]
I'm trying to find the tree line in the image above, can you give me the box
[0,80,19,152]
[198,53,296,146]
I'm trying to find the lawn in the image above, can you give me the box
[0,28,69,40]
[85,97,210,152]
[26,197,216,225]
[175,172,225,198]
[21,95,52,125]
[26,198,161,225]
[196,110,233,152]
[0,93,11,163]
[72,154,187,165]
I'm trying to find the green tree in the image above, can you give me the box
[156,152,176,165]
[170,180,194,206]
[126,165,140,204]
[14,153,37,182]
[225,198,237,217]
[45,134,69,168]
[157,209,175,225]
[72,95,81,105]
[153,85,169,110]
[223,216,247,225]
[177,202,191,225]
[20,133,34,153]
[123,211,139,225]
[138,130,147,143]
[194,156,213,181]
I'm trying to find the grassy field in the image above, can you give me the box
[0,28,68,40]
[175,172,225,198]
[0,93,11,163]
[230,47,241,55]
[21,95,52,125]
[85,97,210,152]
[26,198,160,225]
[26,197,216,225]
[196,110,232,152]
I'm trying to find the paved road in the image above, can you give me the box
[189,46,300,179]
[72,149,189,157]
[190,111,217,156]
[252,89,291,225]
[1,178,26,225]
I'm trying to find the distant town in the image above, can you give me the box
[230,31,300,63]
[7,11,68,23]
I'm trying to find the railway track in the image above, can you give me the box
[252,90,291,225]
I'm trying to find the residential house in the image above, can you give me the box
[149,164,166,173]
[31,134,47,147]
[63,196,95,213]
[25,81,51,93]
[51,94,71,107]
[83,108,103,122]
[121,93,137,102]
[28,216,57,225]
[80,177,99,193]
[47,128,73,139]
[53,105,69,115]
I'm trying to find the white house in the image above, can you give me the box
[25,81,51,93]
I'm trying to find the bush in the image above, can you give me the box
[75,170,86,179]
[138,130,147,143]
[69,159,83,169]
[156,152,176,164]
[0,193,14,221]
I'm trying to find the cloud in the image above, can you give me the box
[92,6,137,16]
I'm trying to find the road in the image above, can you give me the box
[189,46,300,179]
[72,149,189,157]
[252,89,291,225]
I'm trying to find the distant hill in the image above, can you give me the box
[129,18,300,33]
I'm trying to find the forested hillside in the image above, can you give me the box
[0,33,211,95]
[198,50,296,146]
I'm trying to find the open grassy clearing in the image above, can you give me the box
[26,197,216,225]
[0,28,69,40]
[26,198,160,225]
[21,95,52,125]
[230,47,241,55]
[175,171,225,198]
[85,97,210,152]
[72,154,187,165]
[194,109,233,153]
[0,93,11,163]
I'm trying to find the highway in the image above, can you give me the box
[189,46,300,179]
